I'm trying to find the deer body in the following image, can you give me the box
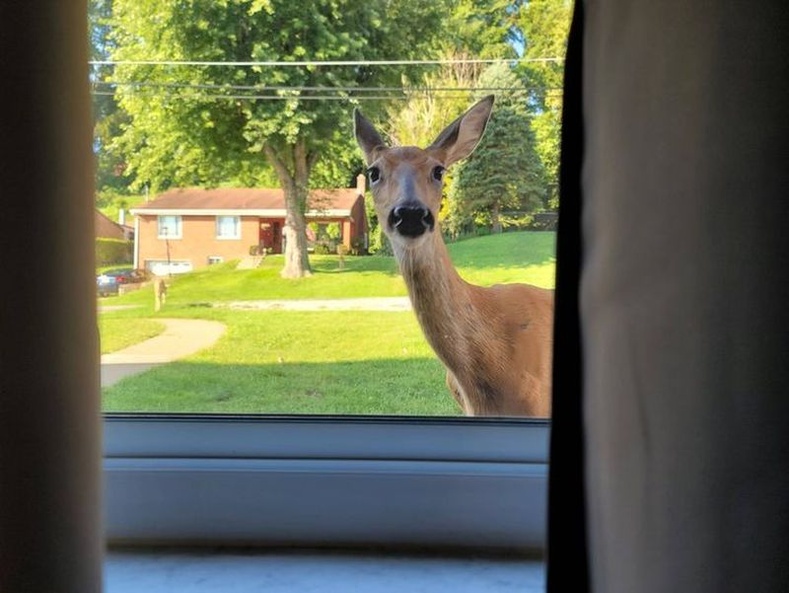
[355,97,553,416]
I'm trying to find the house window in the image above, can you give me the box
[157,215,182,239]
[216,215,240,239]
[208,256,223,265]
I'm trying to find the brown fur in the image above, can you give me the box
[355,96,553,417]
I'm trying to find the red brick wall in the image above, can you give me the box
[135,199,369,270]
[136,214,260,271]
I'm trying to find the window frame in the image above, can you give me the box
[104,414,549,552]
[215,214,241,240]
[157,214,182,239]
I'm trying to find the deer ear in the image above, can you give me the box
[354,108,387,165]
[428,95,494,166]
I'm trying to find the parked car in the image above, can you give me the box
[96,267,149,296]
[96,273,119,296]
[102,267,135,284]
[102,267,149,284]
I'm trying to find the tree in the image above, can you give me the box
[517,0,572,209]
[444,0,523,59]
[108,0,449,277]
[450,63,546,234]
[90,0,134,203]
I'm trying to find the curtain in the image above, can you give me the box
[0,3,102,592]
[547,1,789,591]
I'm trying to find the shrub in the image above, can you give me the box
[350,236,367,256]
[313,241,336,255]
[96,238,133,267]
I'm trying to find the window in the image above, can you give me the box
[157,215,182,239]
[92,0,572,552]
[145,260,193,276]
[216,215,240,239]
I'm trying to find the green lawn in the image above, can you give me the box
[100,231,556,415]
[103,310,456,415]
[98,317,165,355]
[104,231,556,309]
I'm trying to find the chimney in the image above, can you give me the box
[356,173,366,196]
[118,209,125,226]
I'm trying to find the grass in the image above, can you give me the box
[98,317,165,355]
[103,310,456,415]
[103,231,556,309]
[100,231,556,415]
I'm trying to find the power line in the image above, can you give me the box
[89,57,565,67]
[90,83,564,101]
[91,91,562,101]
[92,81,564,93]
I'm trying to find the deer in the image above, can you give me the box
[354,95,553,417]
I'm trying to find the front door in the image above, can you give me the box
[271,221,282,254]
[259,219,283,254]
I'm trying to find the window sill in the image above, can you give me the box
[105,547,546,593]
[104,415,550,552]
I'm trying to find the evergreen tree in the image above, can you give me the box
[450,63,546,234]
[518,0,573,209]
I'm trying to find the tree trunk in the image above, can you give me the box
[263,141,314,278]
[491,200,503,234]
[281,181,312,278]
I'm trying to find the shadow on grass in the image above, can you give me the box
[102,358,461,417]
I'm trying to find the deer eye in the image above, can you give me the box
[367,166,381,185]
[432,166,445,182]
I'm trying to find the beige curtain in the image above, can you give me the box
[548,1,789,591]
[0,3,103,592]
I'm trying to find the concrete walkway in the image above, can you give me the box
[99,298,414,387]
[101,318,226,387]
[216,297,412,312]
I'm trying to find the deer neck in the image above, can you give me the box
[394,234,477,367]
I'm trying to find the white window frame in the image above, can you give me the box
[215,215,240,240]
[145,259,193,276]
[67,0,552,561]
[104,415,549,552]
[157,215,182,239]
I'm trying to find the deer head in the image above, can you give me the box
[354,95,494,252]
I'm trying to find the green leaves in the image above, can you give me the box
[105,0,452,193]
[449,63,547,233]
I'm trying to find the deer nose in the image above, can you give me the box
[388,204,435,237]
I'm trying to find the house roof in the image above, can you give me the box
[95,209,128,240]
[130,187,363,218]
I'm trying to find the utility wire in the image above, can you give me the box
[91,91,562,101]
[91,87,564,101]
[90,57,564,67]
[92,81,564,93]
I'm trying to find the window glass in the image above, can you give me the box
[157,215,181,239]
[92,0,571,418]
[216,215,240,239]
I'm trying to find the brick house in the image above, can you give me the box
[130,175,368,275]
[95,209,134,241]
